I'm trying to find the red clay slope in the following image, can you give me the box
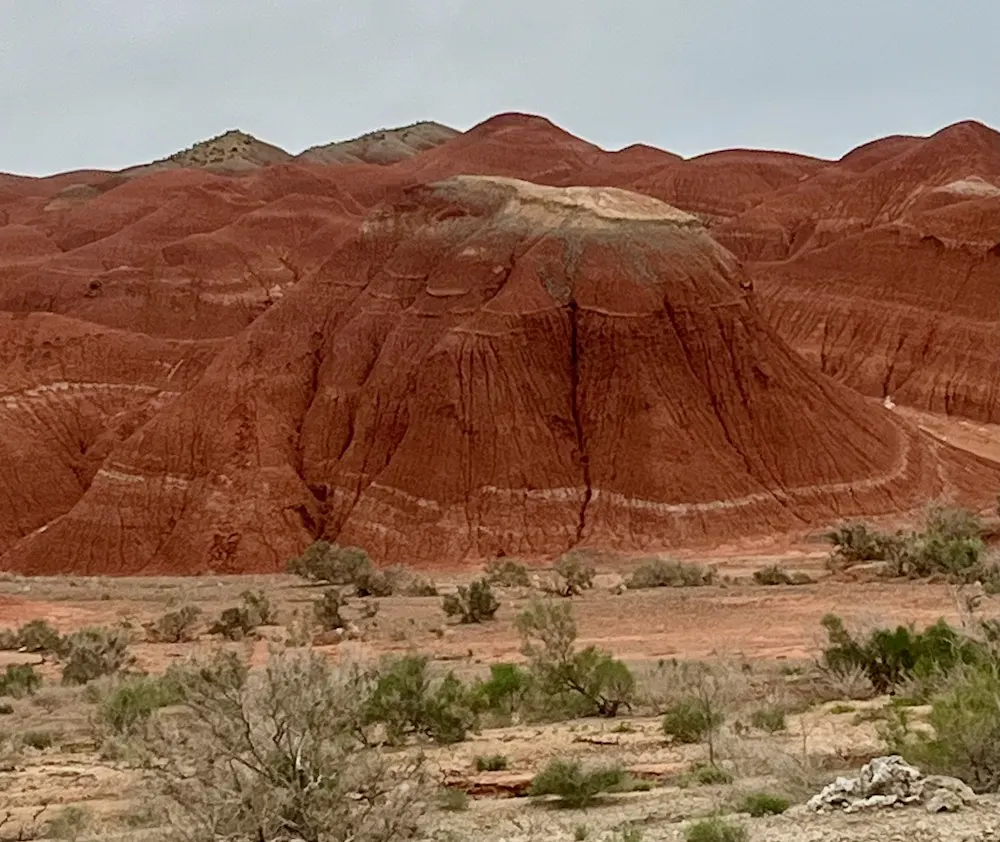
[4,177,995,575]
[716,120,1000,422]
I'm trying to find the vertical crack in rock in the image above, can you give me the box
[567,299,591,543]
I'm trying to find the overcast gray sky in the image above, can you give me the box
[2,1,998,176]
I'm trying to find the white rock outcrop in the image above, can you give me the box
[807,755,976,814]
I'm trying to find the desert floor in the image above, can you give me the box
[1,408,999,842]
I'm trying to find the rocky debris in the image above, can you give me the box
[807,755,976,814]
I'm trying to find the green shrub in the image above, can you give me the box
[474,663,532,719]
[517,600,634,717]
[353,565,397,598]
[240,589,277,624]
[551,551,596,596]
[735,791,790,816]
[684,817,747,842]
[287,541,399,596]
[752,566,810,586]
[13,619,64,654]
[399,574,438,597]
[208,590,277,640]
[749,706,786,733]
[60,627,135,685]
[828,507,993,585]
[127,648,427,842]
[442,579,500,623]
[436,787,469,812]
[43,804,90,840]
[0,664,41,698]
[627,559,715,589]
[484,558,532,588]
[286,540,371,584]
[820,614,983,694]
[97,674,182,736]
[825,523,902,565]
[529,758,626,808]
[475,753,508,772]
[23,729,55,750]
[364,654,478,745]
[886,662,1000,792]
[312,588,346,631]
[208,607,255,640]
[145,605,202,643]
[682,762,733,786]
[662,698,723,744]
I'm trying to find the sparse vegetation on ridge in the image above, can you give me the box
[626,558,716,589]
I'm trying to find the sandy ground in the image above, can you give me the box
[2,560,999,841]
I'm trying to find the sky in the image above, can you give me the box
[2,0,999,176]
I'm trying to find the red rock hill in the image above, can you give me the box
[3,177,994,574]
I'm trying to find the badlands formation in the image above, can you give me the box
[0,114,998,574]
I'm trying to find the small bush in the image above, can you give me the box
[474,663,532,719]
[13,619,64,653]
[529,758,626,808]
[23,729,55,750]
[752,566,810,586]
[208,607,255,640]
[820,614,982,694]
[399,574,438,597]
[208,590,276,640]
[662,698,722,744]
[364,654,478,745]
[484,558,532,588]
[442,578,500,624]
[736,790,789,816]
[353,564,397,598]
[129,648,427,842]
[886,662,1000,792]
[97,674,182,736]
[60,627,135,685]
[240,589,277,624]
[749,706,786,733]
[684,817,747,842]
[43,804,90,840]
[0,702,12,715]
[551,551,596,596]
[683,762,733,786]
[437,787,469,812]
[312,588,347,631]
[627,558,715,589]
[475,753,508,772]
[287,541,400,596]
[0,664,41,698]
[574,824,590,841]
[145,605,202,643]
[736,792,790,816]
[286,540,371,584]
[517,600,635,717]
[825,522,902,565]
[827,507,994,585]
